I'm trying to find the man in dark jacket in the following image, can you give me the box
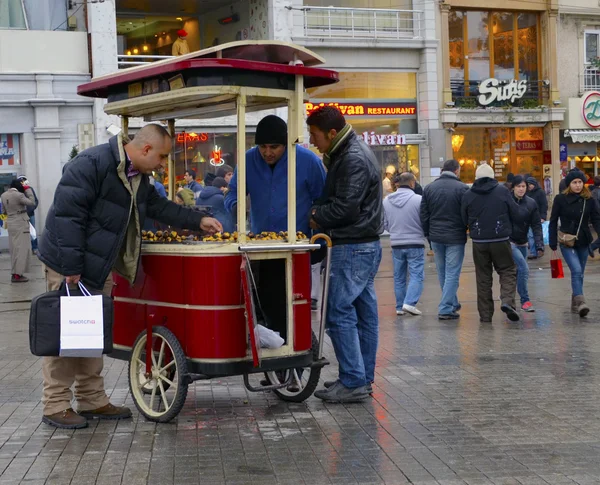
[461,163,520,323]
[510,175,544,312]
[526,176,548,259]
[420,159,468,320]
[307,106,383,403]
[38,124,222,430]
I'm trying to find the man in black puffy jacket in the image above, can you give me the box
[461,163,520,323]
[420,159,468,320]
[526,176,548,259]
[38,124,222,430]
[307,106,383,403]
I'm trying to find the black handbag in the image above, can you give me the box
[29,282,113,357]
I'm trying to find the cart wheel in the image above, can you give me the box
[264,331,321,402]
[129,326,188,423]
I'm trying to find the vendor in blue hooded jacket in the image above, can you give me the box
[225,115,326,235]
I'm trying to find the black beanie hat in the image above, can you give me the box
[255,115,288,145]
[565,170,586,187]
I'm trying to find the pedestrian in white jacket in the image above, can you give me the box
[383,172,426,316]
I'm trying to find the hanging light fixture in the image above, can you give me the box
[451,134,465,152]
[142,20,149,53]
[583,155,591,162]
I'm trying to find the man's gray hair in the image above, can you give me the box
[398,172,416,187]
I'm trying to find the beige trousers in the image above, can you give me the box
[41,266,113,416]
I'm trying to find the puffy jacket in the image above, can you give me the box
[526,177,548,220]
[39,136,207,290]
[197,186,234,233]
[549,193,600,250]
[461,178,519,242]
[420,171,468,245]
[510,194,543,249]
[312,131,383,245]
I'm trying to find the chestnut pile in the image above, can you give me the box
[142,230,198,243]
[202,231,307,242]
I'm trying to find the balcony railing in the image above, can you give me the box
[117,54,173,69]
[581,66,600,93]
[450,79,550,108]
[297,6,423,41]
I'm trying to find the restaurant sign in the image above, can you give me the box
[305,102,417,117]
[583,92,600,128]
[477,78,528,106]
[361,132,406,146]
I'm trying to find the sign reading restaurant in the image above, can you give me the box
[305,102,417,117]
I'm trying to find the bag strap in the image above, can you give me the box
[64,281,92,297]
[575,199,586,239]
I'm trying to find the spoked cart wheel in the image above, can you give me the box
[263,331,322,402]
[129,326,188,423]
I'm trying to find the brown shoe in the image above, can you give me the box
[79,403,132,420]
[42,408,88,429]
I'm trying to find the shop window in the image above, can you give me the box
[304,0,412,9]
[448,9,540,102]
[0,134,21,167]
[0,0,27,29]
[492,12,514,81]
[453,127,544,183]
[585,31,600,65]
[307,72,417,100]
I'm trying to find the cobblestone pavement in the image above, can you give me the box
[3,242,600,485]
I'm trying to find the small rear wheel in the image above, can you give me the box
[264,331,321,402]
[129,326,188,423]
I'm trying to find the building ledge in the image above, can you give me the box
[440,107,566,125]
[292,37,436,50]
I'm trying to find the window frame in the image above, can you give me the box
[584,30,600,65]
[0,0,29,30]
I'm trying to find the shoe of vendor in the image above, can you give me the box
[42,408,88,429]
[314,381,369,403]
[79,403,132,420]
[324,379,373,394]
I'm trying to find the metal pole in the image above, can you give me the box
[168,119,175,202]
[237,91,247,243]
[122,116,129,137]
[311,234,332,360]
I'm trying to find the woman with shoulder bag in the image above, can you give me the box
[0,179,36,282]
[549,170,600,316]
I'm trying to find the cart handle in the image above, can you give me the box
[239,243,321,252]
[310,233,332,248]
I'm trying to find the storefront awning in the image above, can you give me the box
[565,129,600,143]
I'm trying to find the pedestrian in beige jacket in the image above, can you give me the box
[1,179,36,282]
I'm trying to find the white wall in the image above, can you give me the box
[0,31,89,74]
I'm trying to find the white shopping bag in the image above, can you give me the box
[29,222,36,240]
[256,324,284,349]
[60,282,104,357]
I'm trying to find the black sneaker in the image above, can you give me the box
[438,312,460,320]
[501,303,520,322]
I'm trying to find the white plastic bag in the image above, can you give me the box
[29,222,36,240]
[60,282,104,357]
[256,324,284,349]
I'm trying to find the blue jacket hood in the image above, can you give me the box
[199,186,222,200]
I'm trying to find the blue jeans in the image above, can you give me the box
[326,241,382,389]
[29,214,37,251]
[392,247,425,309]
[511,244,529,305]
[528,228,536,257]
[560,245,589,297]
[431,242,465,315]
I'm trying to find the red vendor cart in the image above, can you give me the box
[77,41,338,422]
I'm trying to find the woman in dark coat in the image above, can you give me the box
[549,170,600,317]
